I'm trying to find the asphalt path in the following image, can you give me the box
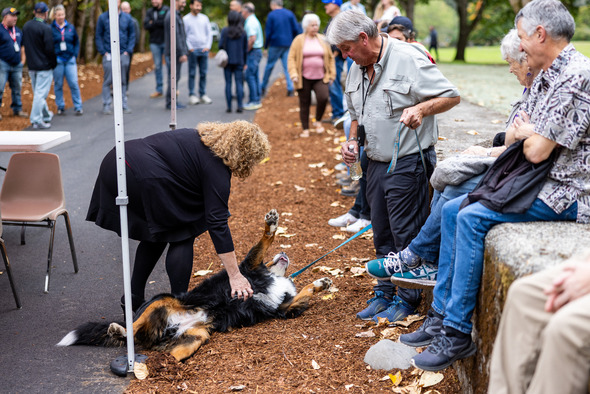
[0,57,277,393]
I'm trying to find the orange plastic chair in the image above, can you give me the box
[0,215,21,308]
[0,152,78,293]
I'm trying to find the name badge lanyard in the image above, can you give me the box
[58,22,68,52]
[7,26,19,52]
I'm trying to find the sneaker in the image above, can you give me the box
[44,110,54,123]
[333,111,350,130]
[32,121,51,129]
[400,310,443,347]
[328,212,358,227]
[102,107,112,115]
[150,92,163,98]
[244,102,262,110]
[366,251,423,280]
[372,295,416,323]
[346,218,371,233]
[334,162,347,172]
[287,90,295,97]
[340,180,360,196]
[200,95,212,104]
[57,108,66,116]
[75,109,83,116]
[237,108,243,113]
[356,291,390,320]
[189,95,200,105]
[411,329,477,371]
[123,108,132,114]
[391,263,438,288]
[336,177,352,186]
[14,110,28,118]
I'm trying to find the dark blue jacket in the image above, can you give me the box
[264,8,301,49]
[0,24,22,66]
[51,20,79,62]
[219,28,247,66]
[95,11,136,55]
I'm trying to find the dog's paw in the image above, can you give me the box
[313,277,333,291]
[108,323,127,338]
[265,209,279,234]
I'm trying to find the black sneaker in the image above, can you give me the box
[411,327,477,371]
[400,309,443,347]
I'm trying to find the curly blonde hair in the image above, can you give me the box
[198,121,271,179]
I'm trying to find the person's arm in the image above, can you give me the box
[400,96,460,129]
[544,260,590,312]
[523,133,558,164]
[219,251,253,299]
[287,37,299,84]
[143,10,153,30]
[73,28,80,58]
[126,16,136,55]
[340,120,359,165]
[204,16,212,51]
[95,16,106,54]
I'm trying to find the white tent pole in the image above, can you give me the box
[169,0,177,130]
[107,0,136,373]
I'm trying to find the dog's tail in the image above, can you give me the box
[56,321,126,348]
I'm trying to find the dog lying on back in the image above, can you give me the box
[57,209,332,361]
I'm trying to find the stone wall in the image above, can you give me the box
[454,222,590,393]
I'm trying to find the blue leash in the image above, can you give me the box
[289,223,372,279]
[387,122,428,176]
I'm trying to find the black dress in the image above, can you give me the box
[86,128,234,253]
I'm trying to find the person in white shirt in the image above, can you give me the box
[341,0,366,14]
[183,0,213,105]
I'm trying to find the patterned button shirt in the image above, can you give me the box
[522,44,590,223]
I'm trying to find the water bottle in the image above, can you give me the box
[348,145,362,181]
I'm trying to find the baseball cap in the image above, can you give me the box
[389,16,414,33]
[322,0,343,6]
[1,7,20,17]
[34,2,49,13]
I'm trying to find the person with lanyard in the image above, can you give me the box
[0,7,27,121]
[326,11,460,323]
[51,4,83,116]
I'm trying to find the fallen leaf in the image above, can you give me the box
[419,371,444,387]
[321,168,335,176]
[393,314,425,327]
[380,327,401,340]
[278,233,296,238]
[350,266,365,275]
[491,119,503,124]
[311,360,320,369]
[438,136,448,140]
[308,162,325,168]
[333,234,346,240]
[229,385,246,391]
[321,293,334,300]
[271,181,283,186]
[193,270,213,277]
[454,118,464,122]
[466,130,479,135]
[345,384,354,390]
[260,157,270,164]
[355,329,375,338]
[305,243,318,247]
[328,286,339,293]
[279,244,292,248]
[280,212,292,216]
[294,185,306,192]
[133,362,148,380]
[389,371,402,386]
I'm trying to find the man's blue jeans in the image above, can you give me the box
[245,48,262,104]
[29,69,53,124]
[102,53,130,109]
[188,50,209,97]
[261,46,293,93]
[329,54,345,119]
[0,59,23,114]
[432,196,578,335]
[409,174,484,262]
[53,57,82,111]
[150,43,165,94]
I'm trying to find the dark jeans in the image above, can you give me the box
[329,54,344,119]
[224,64,244,110]
[366,147,436,307]
[297,77,329,130]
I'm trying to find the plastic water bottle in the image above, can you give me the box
[348,145,362,181]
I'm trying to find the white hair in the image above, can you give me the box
[326,10,378,46]
[500,29,526,63]
[302,13,320,32]
[515,0,575,42]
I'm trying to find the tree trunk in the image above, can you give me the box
[139,4,147,53]
[454,0,486,61]
[85,0,101,62]
[398,0,416,24]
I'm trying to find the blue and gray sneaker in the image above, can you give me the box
[365,251,422,280]
[400,309,443,347]
[371,295,416,323]
[410,328,477,371]
[391,262,438,289]
[356,291,390,320]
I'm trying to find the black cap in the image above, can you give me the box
[389,16,413,33]
[1,7,20,17]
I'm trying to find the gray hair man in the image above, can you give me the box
[400,0,590,373]
[326,10,460,323]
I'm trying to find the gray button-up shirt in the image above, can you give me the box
[345,35,459,162]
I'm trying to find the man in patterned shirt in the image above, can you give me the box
[398,0,590,372]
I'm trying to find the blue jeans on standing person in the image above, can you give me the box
[224,65,244,111]
[150,42,165,94]
[102,53,130,110]
[188,50,209,97]
[245,48,262,104]
[0,59,23,114]
[260,46,293,94]
[329,54,345,120]
[53,57,83,112]
[408,175,484,262]
[432,195,578,335]
[29,69,53,125]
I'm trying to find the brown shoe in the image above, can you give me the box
[149,92,163,98]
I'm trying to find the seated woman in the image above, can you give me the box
[287,13,335,138]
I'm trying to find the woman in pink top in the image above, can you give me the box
[287,13,335,138]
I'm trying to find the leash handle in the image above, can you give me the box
[289,223,372,279]
[387,123,429,183]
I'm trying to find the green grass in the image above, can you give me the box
[436,41,590,64]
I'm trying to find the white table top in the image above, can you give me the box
[0,131,71,152]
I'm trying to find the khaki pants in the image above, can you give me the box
[488,262,590,394]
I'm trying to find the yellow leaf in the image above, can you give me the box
[260,157,270,164]
[321,293,334,300]
[389,371,402,386]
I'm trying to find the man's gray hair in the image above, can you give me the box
[500,29,526,63]
[271,0,283,7]
[515,0,575,42]
[326,10,378,46]
[243,2,255,13]
[302,13,320,32]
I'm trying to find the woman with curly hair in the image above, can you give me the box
[87,121,270,312]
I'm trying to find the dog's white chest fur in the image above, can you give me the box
[252,276,296,309]
[167,310,209,337]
